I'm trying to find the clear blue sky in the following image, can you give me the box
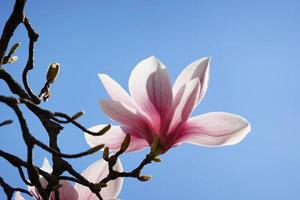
[1,0,300,199]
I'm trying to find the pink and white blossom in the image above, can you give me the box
[85,56,251,153]
[15,158,123,200]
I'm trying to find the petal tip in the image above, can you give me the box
[41,157,52,173]
[98,73,108,80]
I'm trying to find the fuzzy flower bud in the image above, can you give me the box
[120,134,131,152]
[139,175,152,182]
[103,147,109,161]
[46,62,60,83]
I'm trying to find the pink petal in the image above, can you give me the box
[85,125,148,152]
[128,56,173,132]
[74,158,123,200]
[100,100,153,140]
[173,57,210,104]
[98,74,136,108]
[177,112,251,146]
[100,100,142,128]
[14,192,25,200]
[168,78,201,134]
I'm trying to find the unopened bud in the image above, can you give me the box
[94,182,107,190]
[8,42,20,57]
[152,157,161,162]
[96,124,111,136]
[8,56,18,63]
[46,62,60,83]
[103,147,109,161]
[87,144,105,154]
[120,134,131,152]
[71,111,85,120]
[139,175,152,182]
[0,120,13,126]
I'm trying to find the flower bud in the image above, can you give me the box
[8,56,18,63]
[120,134,131,152]
[71,111,85,120]
[8,42,20,57]
[0,120,13,126]
[94,182,107,190]
[97,124,111,135]
[46,62,60,83]
[103,147,109,161]
[87,144,105,154]
[139,175,152,182]
[152,157,161,162]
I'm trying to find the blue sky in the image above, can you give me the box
[1,0,300,199]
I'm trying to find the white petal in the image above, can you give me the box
[168,78,201,133]
[173,57,210,104]
[128,56,173,131]
[100,99,153,136]
[177,112,251,146]
[85,125,148,152]
[74,158,123,200]
[98,74,136,108]
[14,192,25,200]
[100,99,139,127]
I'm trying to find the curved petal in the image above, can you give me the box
[98,74,136,108]
[85,125,148,152]
[100,100,140,127]
[177,112,251,147]
[100,99,153,137]
[129,56,173,132]
[74,158,123,200]
[168,78,201,134]
[173,57,210,104]
[14,192,25,200]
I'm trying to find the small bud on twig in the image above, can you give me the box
[46,63,60,83]
[94,182,107,190]
[139,175,152,182]
[120,134,131,152]
[152,157,161,162]
[97,124,111,135]
[2,56,18,64]
[0,120,13,127]
[1,43,20,64]
[8,56,18,63]
[103,147,109,161]
[86,144,105,155]
[71,111,85,120]
[8,42,20,57]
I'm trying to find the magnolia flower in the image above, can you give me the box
[85,56,251,154]
[15,158,123,200]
